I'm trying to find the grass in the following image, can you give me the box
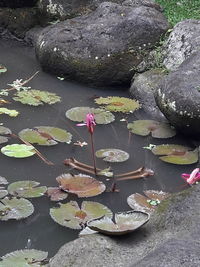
[155,0,200,26]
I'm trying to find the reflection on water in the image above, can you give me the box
[0,40,197,257]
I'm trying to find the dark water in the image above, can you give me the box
[0,40,197,258]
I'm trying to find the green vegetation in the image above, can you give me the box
[155,0,200,26]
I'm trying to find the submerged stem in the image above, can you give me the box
[90,132,97,175]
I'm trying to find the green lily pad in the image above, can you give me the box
[8,181,47,198]
[50,201,112,230]
[0,197,34,221]
[150,144,198,165]
[56,173,106,198]
[127,120,176,138]
[95,149,129,163]
[13,89,61,106]
[0,176,8,185]
[0,108,19,117]
[0,64,7,73]
[18,126,72,146]
[94,96,140,113]
[0,189,8,198]
[47,187,68,201]
[0,249,48,267]
[87,210,149,236]
[65,107,115,124]
[1,144,36,158]
[127,190,169,213]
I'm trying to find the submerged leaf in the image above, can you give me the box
[88,210,149,235]
[0,176,8,185]
[0,64,7,73]
[150,144,198,165]
[56,173,106,197]
[8,181,47,198]
[47,187,68,201]
[50,201,112,230]
[13,89,61,106]
[127,120,176,138]
[1,144,36,158]
[94,96,140,113]
[0,108,19,117]
[18,127,72,146]
[0,249,48,267]
[95,148,129,163]
[65,107,115,124]
[0,197,34,220]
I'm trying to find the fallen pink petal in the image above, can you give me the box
[181,168,200,185]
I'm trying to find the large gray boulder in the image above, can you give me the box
[50,185,200,266]
[0,0,38,8]
[162,19,200,71]
[155,51,200,137]
[38,0,162,20]
[36,2,169,86]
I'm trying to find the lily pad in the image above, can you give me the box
[8,181,47,198]
[0,136,9,144]
[65,107,115,124]
[13,89,61,106]
[50,201,112,230]
[87,210,149,236]
[56,173,106,197]
[95,149,129,163]
[94,96,140,113]
[1,144,36,158]
[0,197,34,220]
[0,176,8,185]
[18,126,72,146]
[127,120,176,138]
[127,190,169,213]
[47,187,68,201]
[0,249,48,267]
[0,107,19,117]
[0,189,8,198]
[0,126,12,135]
[150,144,198,165]
[0,64,7,73]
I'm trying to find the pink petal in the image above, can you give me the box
[186,168,200,185]
[76,123,86,126]
[181,173,190,180]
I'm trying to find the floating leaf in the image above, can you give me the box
[0,107,19,117]
[0,249,48,267]
[65,107,115,124]
[13,89,61,106]
[150,144,198,165]
[88,210,149,236]
[0,136,9,144]
[127,120,176,138]
[79,227,97,236]
[8,181,47,198]
[18,126,72,146]
[0,176,8,185]
[95,149,129,163]
[50,201,112,230]
[1,144,36,158]
[47,187,68,201]
[97,167,113,177]
[0,64,7,73]
[56,173,106,197]
[0,126,11,135]
[0,197,34,220]
[94,96,140,113]
[0,189,8,198]
[127,190,169,213]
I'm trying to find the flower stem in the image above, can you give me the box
[90,132,97,175]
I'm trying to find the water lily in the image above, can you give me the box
[181,168,200,185]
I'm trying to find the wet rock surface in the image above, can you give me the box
[155,51,200,136]
[130,69,166,119]
[36,2,169,86]
[50,185,200,266]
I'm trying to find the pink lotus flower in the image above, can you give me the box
[77,113,96,134]
[181,168,200,185]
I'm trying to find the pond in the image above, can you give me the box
[0,39,196,258]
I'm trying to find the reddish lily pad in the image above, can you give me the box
[87,210,149,236]
[8,180,47,198]
[56,173,106,197]
[150,144,198,165]
[47,187,68,201]
[127,120,176,138]
[0,249,48,266]
[127,190,170,213]
[0,197,34,221]
[95,149,129,163]
[50,201,112,230]
[18,126,72,146]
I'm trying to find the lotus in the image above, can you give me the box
[181,168,200,185]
